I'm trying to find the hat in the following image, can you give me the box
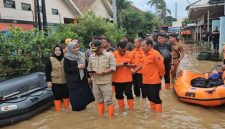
[65,38,72,45]
[91,40,102,51]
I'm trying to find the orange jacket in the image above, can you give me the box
[112,51,132,83]
[142,48,165,84]
[131,48,144,74]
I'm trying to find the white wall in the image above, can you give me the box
[45,0,76,24]
[0,0,34,22]
[0,0,77,24]
[91,0,111,18]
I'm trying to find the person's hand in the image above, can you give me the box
[171,65,174,72]
[95,72,103,76]
[47,82,52,88]
[78,64,85,69]
[131,69,136,74]
[117,64,123,68]
[128,64,136,68]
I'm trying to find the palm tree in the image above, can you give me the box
[147,0,171,22]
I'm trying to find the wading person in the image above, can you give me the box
[88,41,116,118]
[64,42,95,111]
[169,34,184,80]
[212,26,220,54]
[45,46,69,112]
[154,34,173,90]
[113,41,135,111]
[141,38,165,112]
[131,38,146,98]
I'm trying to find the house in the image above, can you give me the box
[0,0,81,31]
[186,0,225,52]
[72,0,113,19]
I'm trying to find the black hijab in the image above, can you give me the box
[52,45,64,61]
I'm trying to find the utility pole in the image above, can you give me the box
[112,0,117,27]
[36,0,42,31]
[41,0,48,35]
[33,0,38,28]
[175,2,177,19]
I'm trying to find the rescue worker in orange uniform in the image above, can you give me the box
[112,41,135,111]
[141,38,165,112]
[131,37,146,98]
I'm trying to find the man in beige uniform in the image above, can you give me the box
[88,40,116,119]
[169,34,184,80]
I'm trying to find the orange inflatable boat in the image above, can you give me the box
[174,70,225,107]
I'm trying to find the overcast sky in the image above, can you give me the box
[130,0,198,18]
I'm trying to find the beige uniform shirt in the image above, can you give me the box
[88,51,116,85]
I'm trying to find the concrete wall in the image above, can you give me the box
[219,16,225,53]
[0,0,77,24]
[91,0,111,18]
[45,0,76,24]
[0,0,34,22]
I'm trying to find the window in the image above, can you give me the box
[21,3,31,11]
[4,0,15,9]
[52,9,59,15]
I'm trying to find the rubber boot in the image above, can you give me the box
[63,98,70,109]
[155,104,162,113]
[150,101,155,110]
[97,103,104,117]
[117,99,125,111]
[127,99,134,111]
[165,83,170,90]
[54,100,62,112]
[107,105,114,119]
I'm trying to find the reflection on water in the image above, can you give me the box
[3,44,225,129]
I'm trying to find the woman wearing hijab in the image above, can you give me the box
[64,42,95,111]
[45,46,70,112]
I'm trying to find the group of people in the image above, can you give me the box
[45,33,184,119]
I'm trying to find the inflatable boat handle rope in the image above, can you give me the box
[0,86,49,103]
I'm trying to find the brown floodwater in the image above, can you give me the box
[3,44,225,129]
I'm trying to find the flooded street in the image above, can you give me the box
[3,44,225,129]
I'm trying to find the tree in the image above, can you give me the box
[147,0,171,23]
[116,0,131,28]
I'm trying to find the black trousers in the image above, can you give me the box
[52,84,69,100]
[133,73,146,98]
[164,60,171,84]
[113,82,134,100]
[144,84,162,104]
[224,59,225,64]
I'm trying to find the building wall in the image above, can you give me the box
[0,0,34,22]
[45,0,76,24]
[90,0,111,18]
[0,0,77,24]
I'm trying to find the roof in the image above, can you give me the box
[187,0,224,20]
[72,0,97,14]
[72,0,112,15]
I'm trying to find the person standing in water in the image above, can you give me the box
[112,41,135,111]
[169,34,184,80]
[45,45,70,112]
[154,34,173,90]
[141,38,165,112]
[88,40,116,118]
[64,42,95,111]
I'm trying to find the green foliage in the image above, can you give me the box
[122,8,159,39]
[72,12,125,47]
